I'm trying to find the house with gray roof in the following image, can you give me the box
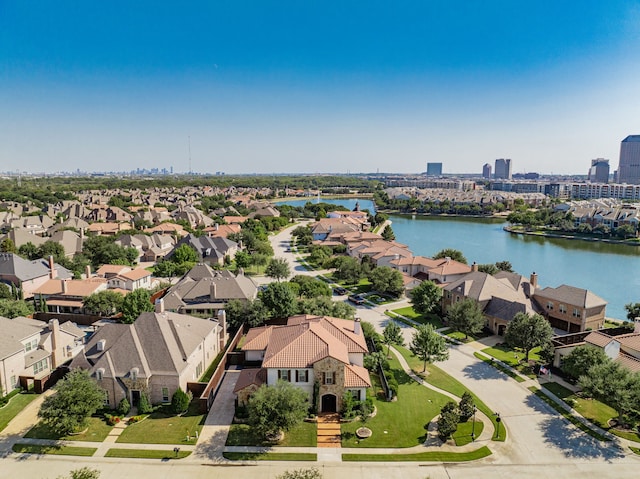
[533,284,607,332]
[69,311,223,408]
[168,234,238,266]
[0,253,73,299]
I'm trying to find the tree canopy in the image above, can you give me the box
[368,266,404,298]
[410,280,442,315]
[265,257,291,282]
[120,288,154,323]
[579,360,640,421]
[38,369,105,436]
[260,282,297,319]
[504,312,553,361]
[410,324,449,372]
[561,345,608,379]
[83,290,124,317]
[382,321,404,357]
[433,248,467,265]
[446,298,485,339]
[248,381,309,438]
[0,299,34,318]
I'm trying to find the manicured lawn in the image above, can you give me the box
[223,452,317,461]
[529,387,610,442]
[105,448,192,459]
[481,344,540,377]
[452,420,484,446]
[342,446,492,462]
[390,306,444,328]
[630,446,640,455]
[473,352,525,382]
[12,443,97,456]
[341,355,450,448]
[394,346,505,441]
[116,402,205,445]
[445,329,492,343]
[25,416,113,442]
[0,392,38,432]
[541,382,639,442]
[226,421,317,447]
[199,350,225,382]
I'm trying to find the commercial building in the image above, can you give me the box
[426,162,443,176]
[588,158,610,183]
[482,163,492,179]
[617,135,640,184]
[494,159,512,180]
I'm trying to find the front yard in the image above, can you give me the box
[481,343,541,377]
[0,392,38,432]
[389,306,444,328]
[226,421,317,447]
[25,416,113,442]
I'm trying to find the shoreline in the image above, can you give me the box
[503,225,640,247]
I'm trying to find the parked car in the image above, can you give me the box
[348,294,365,305]
[333,287,347,295]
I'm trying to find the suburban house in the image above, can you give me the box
[0,316,85,394]
[168,234,238,266]
[311,218,366,242]
[160,264,257,316]
[390,255,472,284]
[234,315,371,413]
[69,310,224,408]
[0,254,73,299]
[32,277,109,314]
[105,268,153,292]
[115,233,176,262]
[533,284,607,332]
[551,321,640,373]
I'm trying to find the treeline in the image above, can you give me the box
[374,191,507,215]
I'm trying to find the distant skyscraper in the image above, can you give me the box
[494,158,512,179]
[482,163,492,179]
[426,162,443,176]
[617,135,640,184]
[588,158,610,184]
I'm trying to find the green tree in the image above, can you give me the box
[458,391,475,421]
[381,224,395,241]
[363,351,389,372]
[437,401,460,440]
[137,391,152,413]
[410,324,449,372]
[0,283,13,299]
[368,266,404,298]
[504,312,553,362]
[329,256,362,284]
[265,257,291,281]
[172,243,198,263]
[120,289,154,323]
[382,321,404,357]
[38,240,66,263]
[171,388,192,414]
[234,250,252,269]
[495,260,513,272]
[296,296,355,320]
[579,360,640,421]
[0,299,34,318]
[410,280,442,315]
[624,302,640,321]
[260,282,297,319]
[18,241,39,260]
[38,369,105,436]
[446,298,485,339]
[117,398,130,416]
[248,381,308,438]
[433,248,467,264]
[561,345,609,379]
[477,263,499,275]
[290,275,331,298]
[225,298,268,329]
[83,290,124,317]
[0,238,16,253]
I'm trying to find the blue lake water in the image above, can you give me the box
[277,199,638,320]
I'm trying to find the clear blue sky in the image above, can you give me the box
[2,1,639,175]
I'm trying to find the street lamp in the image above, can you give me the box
[494,412,501,439]
[471,405,477,442]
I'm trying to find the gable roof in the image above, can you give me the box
[0,253,72,282]
[534,285,607,309]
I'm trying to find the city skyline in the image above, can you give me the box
[2,2,640,175]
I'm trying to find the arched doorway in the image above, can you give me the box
[498,324,506,336]
[321,394,337,413]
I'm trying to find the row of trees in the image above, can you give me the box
[373,191,508,216]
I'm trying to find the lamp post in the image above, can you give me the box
[494,412,501,439]
[471,405,477,442]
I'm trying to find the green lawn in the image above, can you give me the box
[226,420,317,447]
[116,401,205,445]
[342,446,492,462]
[0,392,38,432]
[481,344,540,377]
[341,355,450,448]
[445,329,492,343]
[12,443,97,456]
[473,352,525,382]
[223,452,317,461]
[529,387,610,442]
[199,350,225,382]
[25,416,113,442]
[541,382,639,442]
[631,446,640,455]
[105,448,192,459]
[452,420,484,446]
[394,346,505,441]
[390,306,444,328]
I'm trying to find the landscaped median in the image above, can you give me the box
[223,452,317,461]
[342,446,492,462]
[104,448,192,459]
[12,443,97,456]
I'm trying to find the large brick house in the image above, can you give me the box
[234,315,371,413]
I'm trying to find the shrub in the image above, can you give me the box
[117,398,131,416]
[171,388,192,415]
[341,393,358,420]
[128,415,143,424]
[138,392,152,414]
[386,376,399,398]
[104,414,121,426]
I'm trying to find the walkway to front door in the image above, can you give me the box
[317,413,341,448]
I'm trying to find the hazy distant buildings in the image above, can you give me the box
[426,162,443,176]
[588,158,610,184]
[482,163,492,179]
[494,159,512,180]
[617,135,640,184]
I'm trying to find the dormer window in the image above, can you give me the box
[96,368,105,380]
[130,367,139,380]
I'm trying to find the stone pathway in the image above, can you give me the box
[317,413,341,448]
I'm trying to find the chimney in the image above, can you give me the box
[471,262,478,272]
[97,339,106,351]
[635,317,640,334]
[49,319,60,367]
[217,309,227,350]
[215,223,219,231]
[354,317,362,336]
[155,298,165,313]
[445,256,451,263]
[49,255,57,279]
[80,228,85,240]
[61,279,68,294]
[530,272,538,290]
[210,281,217,301]
[85,265,91,279]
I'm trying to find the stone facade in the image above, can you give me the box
[313,357,346,413]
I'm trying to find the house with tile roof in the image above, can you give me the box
[69,311,224,408]
[0,316,85,395]
[234,315,371,413]
[159,263,257,317]
[32,277,109,314]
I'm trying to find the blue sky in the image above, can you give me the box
[2,1,639,175]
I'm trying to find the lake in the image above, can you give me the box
[277,199,638,320]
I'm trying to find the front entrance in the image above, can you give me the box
[131,390,141,407]
[498,324,506,336]
[321,394,337,413]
